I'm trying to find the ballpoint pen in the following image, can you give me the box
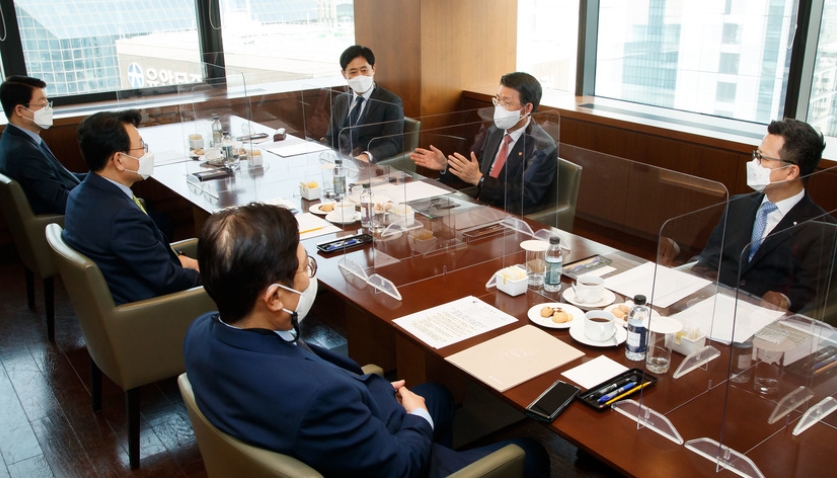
[325,239,360,251]
[300,226,324,235]
[604,381,653,406]
[594,379,633,399]
[597,381,636,403]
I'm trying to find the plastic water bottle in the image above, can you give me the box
[360,183,372,228]
[544,236,563,292]
[625,295,649,361]
[211,114,223,146]
[332,158,346,200]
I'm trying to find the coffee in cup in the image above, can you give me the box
[584,310,616,342]
[573,274,605,304]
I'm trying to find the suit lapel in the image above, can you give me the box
[745,194,816,269]
[481,128,503,176]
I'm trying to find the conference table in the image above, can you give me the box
[144,121,836,478]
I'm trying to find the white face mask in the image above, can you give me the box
[26,105,53,129]
[347,74,374,95]
[746,159,789,193]
[278,277,318,323]
[122,152,155,180]
[493,105,523,131]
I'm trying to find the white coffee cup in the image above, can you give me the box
[572,274,605,304]
[584,310,616,342]
[333,201,356,221]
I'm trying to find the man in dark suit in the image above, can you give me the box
[695,118,834,313]
[62,110,200,305]
[324,45,404,163]
[184,203,549,478]
[410,72,557,214]
[0,76,84,214]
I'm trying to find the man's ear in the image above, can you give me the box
[786,163,801,181]
[263,284,285,313]
[524,103,534,116]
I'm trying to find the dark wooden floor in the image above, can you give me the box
[0,224,632,477]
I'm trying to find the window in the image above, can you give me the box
[517,0,579,95]
[593,0,796,123]
[807,0,837,137]
[217,0,355,87]
[13,0,201,99]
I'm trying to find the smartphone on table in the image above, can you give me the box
[525,379,580,422]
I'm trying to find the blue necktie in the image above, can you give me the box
[749,201,777,261]
[347,96,365,146]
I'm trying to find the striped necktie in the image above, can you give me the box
[748,201,777,261]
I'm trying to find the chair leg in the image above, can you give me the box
[91,360,102,412]
[44,276,54,341]
[25,267,35,309]
[126,388,141,469]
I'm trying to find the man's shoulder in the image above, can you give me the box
[371,85,402,105]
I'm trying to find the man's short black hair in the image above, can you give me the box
[198,203,300,324]
[340,45,375,70]
[76,110,142,172]
[500,72,542,113]
[768,118,826,178]
[0,76,47,119]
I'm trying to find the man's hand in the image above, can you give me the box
[446,151,482,185]
[179,254,200,272]
[354,153,370,163]
[657,237,680,267]
[391,380,427,414]
[761,291,790,311]
[409,146,446,170]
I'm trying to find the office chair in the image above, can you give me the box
[525,158,583,232]
[0,173,64,340]
[179,371,525,478]
[375,116,421,172]
[45,223,216,469]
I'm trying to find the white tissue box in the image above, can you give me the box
[667,332,706,356]
[495,267,528,297]
[299,185,321,200]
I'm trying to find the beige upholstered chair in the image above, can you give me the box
[525,158,583,232]
[45,223,215,469]
[0,173,64,340]
[376,116,421,172]
[179,372,525,478]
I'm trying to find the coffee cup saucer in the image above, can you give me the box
[562,288,616,309]
[569,320,627,347]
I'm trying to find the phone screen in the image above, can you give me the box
[526,380,579,421]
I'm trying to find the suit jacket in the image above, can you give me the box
[324,85,404,162]
[184,313,436,477]
[0,125,84,214]
[62,173,200,305]
[442,121,557,214]
[696,192,836,312]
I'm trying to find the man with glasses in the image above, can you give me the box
[184,203,550,477]
[0,75,85,214]
[694,118,834,312]
[62,110,200,305]
[410,72,557,214]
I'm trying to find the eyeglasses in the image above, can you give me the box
[129,140,149,154]
[25,100,53,109]
[492,96,520,110]
[306,254,317,278]
[753,150,795,166]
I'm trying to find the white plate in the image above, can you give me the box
[605,302,661,328]
[568,320,628,347]
[562,288,616,308]
[309,203,333,215]
[527,303,585,329]
[326,211,360,225]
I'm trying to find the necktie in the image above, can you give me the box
[749,201,777,261]
[347,96,365,146]
[132,195,148,215]
[490,134,513,178]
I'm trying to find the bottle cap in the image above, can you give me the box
[634,295,647,305]
[549,236,560,244]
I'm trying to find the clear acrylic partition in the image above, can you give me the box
[678,166,837,478]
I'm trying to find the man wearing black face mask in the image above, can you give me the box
[0,75,85,214]
[184,203,550,478]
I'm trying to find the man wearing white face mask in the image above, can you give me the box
[695,118,835,312]
[323,45,404,163]
[62,110,200,305]
[0,75,86,214]
[184,203,550,478]
[410,72,557,214]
